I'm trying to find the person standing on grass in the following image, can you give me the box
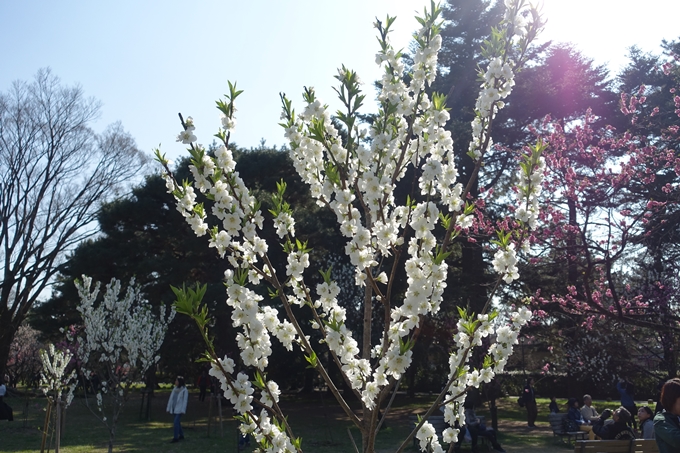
[0,376,13,421]
[617,378,638,430]
[197,369,209,402]
[654,378,680,453]
[523,377,537,427]
[167,376,188,443]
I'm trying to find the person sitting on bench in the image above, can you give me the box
[455,398,506,453]
[592,407,635,440]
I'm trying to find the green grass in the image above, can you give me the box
[0,391,582,452]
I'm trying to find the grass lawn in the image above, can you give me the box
[0,390,586,453]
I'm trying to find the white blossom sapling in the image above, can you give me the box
[157,2,544,452]
[39,344,77,407]
[74,276,175,453]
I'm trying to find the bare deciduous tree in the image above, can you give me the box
[0,68,146,377]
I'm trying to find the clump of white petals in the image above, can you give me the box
[39,344,77,408]
[74,276,175,427]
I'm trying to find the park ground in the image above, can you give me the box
[0,390,601,453]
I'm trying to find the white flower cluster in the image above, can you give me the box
[416,421,446,453]
[225,274,299,370]
[242,410,296,452]
[433,307,531,450]
[467,0,534,161]
[312,278,374,404]
[468,55,515,160]
[39,344,77,407]
[207,355,291,449]
[75,276,175,420]
[176,116,197,144]
[504,0,529,37]
[515,155,545,230]
[492,147,546,284]
[492,243,519,284]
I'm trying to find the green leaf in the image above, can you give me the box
[319,266,333,284]
[153,148,168,165]
[482,355,494,369]
[254,371,266,389]
[399,337,416,355]
[268,287,280,299]
[234,268,248,286]
[439,212,451,229]
[457,306,468,321]
[304,351,318,369]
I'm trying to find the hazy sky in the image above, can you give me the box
[2,0,679,163]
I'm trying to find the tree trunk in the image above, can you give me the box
[461,242,487,313]
[0,313,19,379]
[56,398,61,453]
[108,427,115,453]
[361,414,375,453]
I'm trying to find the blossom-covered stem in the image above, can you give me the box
[264,268,363,426]
[296,292,364,402]
[480,277,504,316]
[362,279,374,361]
[395,342,476,453]
[374,377,400,435]
[260,253,364,406]
[279,307,362,427]
[185,304,296,446]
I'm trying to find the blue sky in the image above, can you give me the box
[2,0,679,163]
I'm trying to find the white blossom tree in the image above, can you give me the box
[74,276,175,453]
[158,2,544,452]
[39,344,77,453]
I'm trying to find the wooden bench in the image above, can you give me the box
[573,439,659,453]
[549,413,587,445]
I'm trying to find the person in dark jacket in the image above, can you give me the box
[654,378,680,453]
[549,396,559,413]
[524,378,537,427]
[593,407,635,440]
[0,376,13,422]
[617,379,638,430]
[567,397,594,440]
[638,405,655,439]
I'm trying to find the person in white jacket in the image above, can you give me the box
[167,376,188,442]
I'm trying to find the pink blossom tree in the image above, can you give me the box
[529,48,680,378]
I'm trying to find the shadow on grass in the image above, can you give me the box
[0,392,580,453]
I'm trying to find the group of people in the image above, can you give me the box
[538,378,680,453]
[562,395,648,441]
